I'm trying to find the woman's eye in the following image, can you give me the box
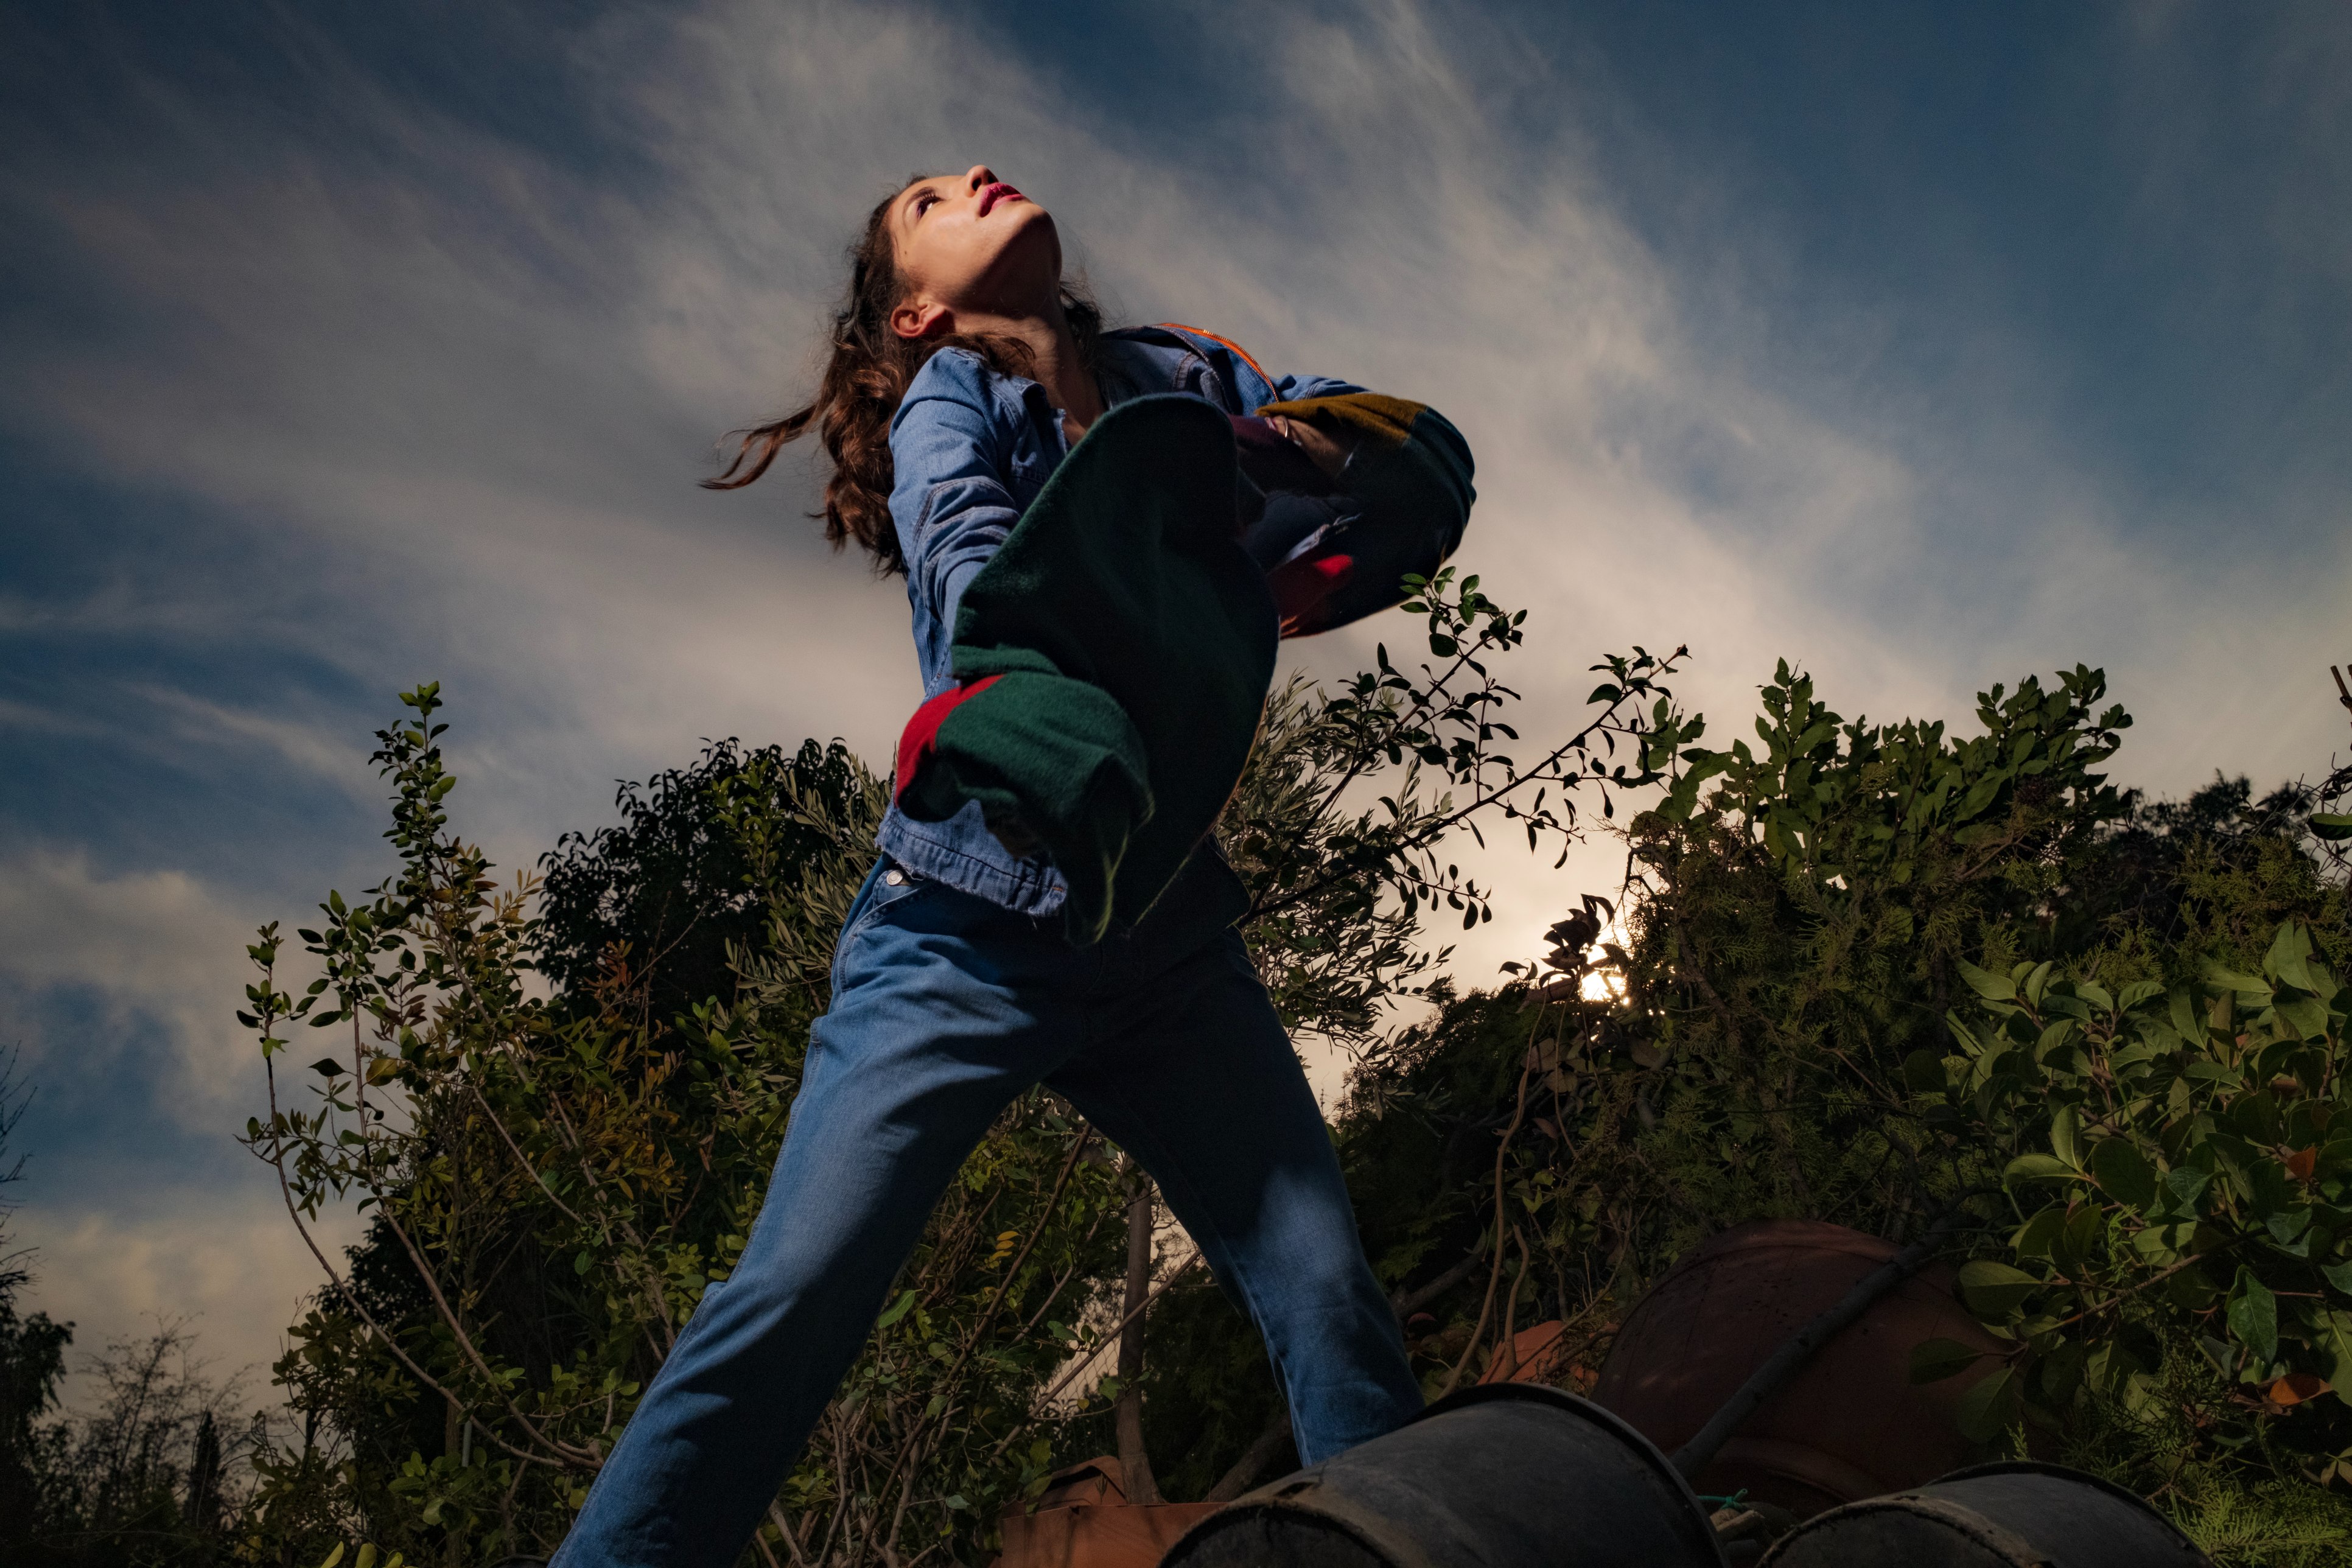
[914,194,938,217]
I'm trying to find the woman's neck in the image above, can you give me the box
[962,298,1102,435]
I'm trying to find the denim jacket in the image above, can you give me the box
[873,325,1360,915]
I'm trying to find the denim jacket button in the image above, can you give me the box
[884,870,906,886]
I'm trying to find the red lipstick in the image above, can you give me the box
[978,182,1024,216]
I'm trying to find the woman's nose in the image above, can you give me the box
[964,164,994,193]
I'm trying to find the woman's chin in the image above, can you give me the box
[976,212,1062,296]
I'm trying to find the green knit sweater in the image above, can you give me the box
[894,395,1278,943]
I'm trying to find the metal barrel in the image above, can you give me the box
[1160,1383,1726,1568]
[1758,1461,2211,1567]
[1590,1219,2004,1517]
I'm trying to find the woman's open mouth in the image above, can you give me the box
[978,182,1024,217]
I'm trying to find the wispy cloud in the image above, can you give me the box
[9,1186,363,1417]
[127,684,381,796]
[0,848,264,1112]
[0,848,360,1410]
[0,698,116,740]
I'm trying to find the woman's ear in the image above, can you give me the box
[891,300,953,341]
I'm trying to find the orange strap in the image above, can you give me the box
[1154,322,1275,391]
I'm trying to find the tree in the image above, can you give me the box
[236,570,1690,1565]
[0,1065,259,1567]
[0,1054,72,1557]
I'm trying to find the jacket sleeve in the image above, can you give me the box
[1269,371,1364,403]
[889,377,1024,639]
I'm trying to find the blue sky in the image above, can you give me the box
[4,0,2347,1395]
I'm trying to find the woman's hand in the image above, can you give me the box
[1262,414,1355,481]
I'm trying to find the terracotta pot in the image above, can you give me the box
[1475,1319,1597,1391]
[995,1455,1223,1568]
[1591,1219,2006,1519]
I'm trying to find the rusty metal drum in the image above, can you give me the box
[1592,1219,2004,1517]
[1759,1462,2211,1567]
[1160,1382,1724,1568]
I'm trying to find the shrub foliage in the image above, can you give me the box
[145,571,2350,1566]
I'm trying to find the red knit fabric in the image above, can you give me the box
[894,674,1003,807]
[1267,552,1355,637]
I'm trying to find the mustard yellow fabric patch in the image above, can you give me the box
[1254,391,1429,453]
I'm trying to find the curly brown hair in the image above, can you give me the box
[702,175,1103,578]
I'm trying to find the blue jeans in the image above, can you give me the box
[553,857,1422,1567]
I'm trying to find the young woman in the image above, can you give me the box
[555,166,1472,1567]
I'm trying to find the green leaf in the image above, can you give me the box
[2004,1154,2080,1185]
[1957,959,2017,1003]
[1902,1049,1948,1096]
[2228,1270,2280,1366]
[2322,1311,2352,1392]
[309,1057,346,1079]
[1909,1337,1989,1385]
[2088,1138,2158,1211]
[2049,1107,2082,1169]
[1953,1365,2021,1443]
[2266,920,2325,995]
[876,1289,918,1329]
[2322,1261,2352,1298]
[2012,1206,2067,1260]
[1958,1259,2043,1318]
[2202,959,2271,996]
[2278,994,2331,1040]
[2309,813,2352,842]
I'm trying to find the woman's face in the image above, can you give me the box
[888,165,1060,338]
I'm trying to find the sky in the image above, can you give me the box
[3,0,2348,1406]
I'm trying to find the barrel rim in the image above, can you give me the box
[1762,1460,2210,1568]
[1760,1492,2046,1566]
[1918,1459,2204,1550]
[1407,1381,1724,1558]
[1161,1489,1426,1568]
[1168,1381,1727,1568]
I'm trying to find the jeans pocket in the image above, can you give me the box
[830,862,928,992]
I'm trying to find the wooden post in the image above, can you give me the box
[1115,1174,1163,1505]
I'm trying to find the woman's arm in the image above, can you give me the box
[889,370,1023,639]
